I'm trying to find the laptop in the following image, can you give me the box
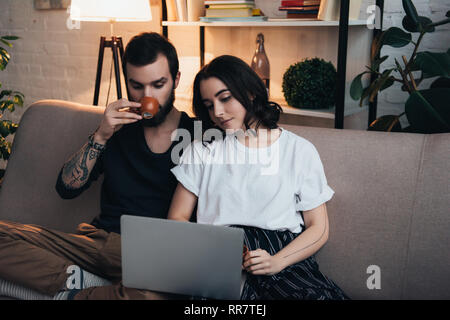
[121,215,245,300]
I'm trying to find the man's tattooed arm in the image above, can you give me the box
[61,142,101,190]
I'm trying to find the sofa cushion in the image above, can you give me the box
[0,100,104,233]
[0,100,448,299]
[282,124,431,299]
[402,133,450,299]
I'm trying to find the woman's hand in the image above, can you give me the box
[242,249,285,276]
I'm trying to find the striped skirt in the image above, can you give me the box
[232,225,350,300]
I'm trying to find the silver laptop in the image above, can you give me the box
[121,215,244,300]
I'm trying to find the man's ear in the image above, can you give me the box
[173,71,181,89]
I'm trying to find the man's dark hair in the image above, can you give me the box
[122,32,179,82]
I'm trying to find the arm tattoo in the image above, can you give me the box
[89,149,100,161]
[62,143,101,189]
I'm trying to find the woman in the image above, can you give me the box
[168,55,349,300]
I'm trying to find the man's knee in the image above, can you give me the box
[0,220,19,237]
[0,220,41,240]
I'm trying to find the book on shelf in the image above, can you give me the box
[206,8,256,17]
[281,0,320,6]
[165,0,178,21]
[318,0,362,21]
[279,6,320,11]
[166,0,205,22]
[199,15,268,22]
[175,0,187,21]
[278,0,320,18]
[187,0,205,21]
[206,4,255,9]
[286,12,318,19]
[204,0,255,4]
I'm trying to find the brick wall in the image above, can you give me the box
[376,0,450,128]
[0,0,162,125]
[0,0,449,130]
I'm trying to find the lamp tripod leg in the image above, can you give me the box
[111,36,122,101]
[117,38,129,100]
[93,37,106,106]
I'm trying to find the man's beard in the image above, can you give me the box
[140,90,175,127]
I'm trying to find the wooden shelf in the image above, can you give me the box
[162,19,368,27]
[161,0,380,129]
[280,104,368,119]
[175,95,367,120]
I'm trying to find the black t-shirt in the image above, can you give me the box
[55,112,196,234]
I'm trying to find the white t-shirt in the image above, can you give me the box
[170,128,334,233]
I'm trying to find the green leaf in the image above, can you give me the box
[405,89,450,133]
[0,120,18,138]
[369,69,394,102]
[0,47,11,71]
[402,0,420,26]
[1,36,19,41]
[414,51,450,78]
[13,94,24,107]
[368,115,402,132]
[0,136,11,160]
[381,27,412,48]
[350,72,368,100]
[371,55,389,71]
[430,77,450,89]
[380,76,395,91]
[0,90,12,100]
[358,86,371,107]
[0,39,13,48]
[0,123,8,138]
[402,16,435,33]
[0,101,15,112]
[6,101,15,112]
[428,17,450,29]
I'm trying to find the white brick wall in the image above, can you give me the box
[0,0,449,130]
[373,0,450,128]
[0,0,161,125]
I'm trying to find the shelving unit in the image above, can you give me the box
[276,101,368,119]
[162,20,368,27]
[161,0,384,129]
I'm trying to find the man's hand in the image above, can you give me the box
[95,99,143,144]
[242,249,285,276]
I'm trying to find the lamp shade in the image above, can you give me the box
[70,0,152,22]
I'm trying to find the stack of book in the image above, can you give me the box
[278,0,321,19]
[206,0,255,17]
[166,0,205,22]
[200,0,267,22]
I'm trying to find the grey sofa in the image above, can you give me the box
[0,100,449,300]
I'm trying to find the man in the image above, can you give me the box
[0,32,195,300]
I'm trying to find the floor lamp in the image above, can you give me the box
[69,0,152,106]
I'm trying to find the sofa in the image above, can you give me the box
[0,99,449,300]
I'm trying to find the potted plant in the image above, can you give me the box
[282,57,337,110]
[350,0,450,133]
[0,35,24,186]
